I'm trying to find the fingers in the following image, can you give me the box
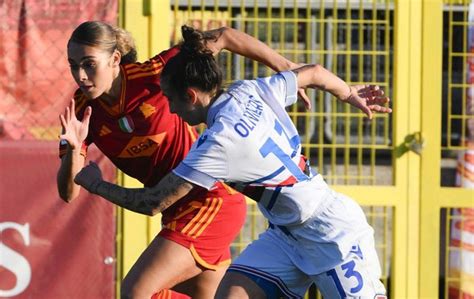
[65,105,71,122]
[298,89,312,110]
[368,105,392,114]
[59,114,67,129]
[367,96,390,106]
[357,85,385,99]
[362,107,373,120]
[70,99,78,121]
[82,106,92,127]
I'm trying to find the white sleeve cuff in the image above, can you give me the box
[173,163,217,190]
[279,71,298,106]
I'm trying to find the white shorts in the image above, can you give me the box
[228,193,387,298]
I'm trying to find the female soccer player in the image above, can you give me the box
[73,25,391,298]
[57,21,305,299]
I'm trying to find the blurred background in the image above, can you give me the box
[0,0,472,298]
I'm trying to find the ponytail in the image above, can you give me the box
[68,21,137,65]
[161,25,222,101]
[113,26,137,64]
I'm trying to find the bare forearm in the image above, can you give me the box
[208,27,295,72]
[294,64,351,100]
[57,148,85,202]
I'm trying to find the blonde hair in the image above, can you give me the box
[68,21,137,64]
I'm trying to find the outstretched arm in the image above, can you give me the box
[74,162,194,216]
[292,64,392,119]
[204,27,311,108]
[204,27,296,72]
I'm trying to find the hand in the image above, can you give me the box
[59,99,92,150]
[298,88,312,110]
[74,161,103,193]
[341,85,392,119]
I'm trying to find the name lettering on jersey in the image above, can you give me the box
[234,95,263,138]
[118,132,167,158]
[139,102,156,119]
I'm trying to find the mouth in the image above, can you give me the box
[80,85,93,92]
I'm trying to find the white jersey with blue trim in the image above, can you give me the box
[173,71,334,225]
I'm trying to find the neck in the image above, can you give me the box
[202,89,224,123]
[101,67,122,105]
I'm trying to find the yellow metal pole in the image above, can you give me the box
[405,0,422,297]
[419,0,443,297]
[391,0,411,297]
[118,0,171,283]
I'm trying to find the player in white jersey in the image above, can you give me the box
[74,25,392,298]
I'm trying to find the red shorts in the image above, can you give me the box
[159,182,246,270]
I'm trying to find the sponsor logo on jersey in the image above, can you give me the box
[139,102,156,119]
[118,115,135,133]
[118,132,167,158]
[99,125,112,136]
[350,244,364,260]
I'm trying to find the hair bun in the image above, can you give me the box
[180,25,211,57]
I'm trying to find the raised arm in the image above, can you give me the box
[203,27,311,107]
[74,162,194,216]
[292,64,392,119]
[203,27,297,73]
[57,99,91,202]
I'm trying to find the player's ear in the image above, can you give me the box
[111,50,121,67]
[186,87,198,105]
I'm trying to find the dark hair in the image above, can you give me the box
[161,25,222,102]
[68,21,137,64]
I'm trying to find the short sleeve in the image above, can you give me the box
[279,71,298,106]
[172,129,228,190]
[255,71,299,108]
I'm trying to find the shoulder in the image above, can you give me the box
[121,56,165,82]
[120,47,180,82]
[207,92,245,127]
[150,46,180,65]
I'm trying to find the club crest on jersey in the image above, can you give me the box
[118,115,135,133]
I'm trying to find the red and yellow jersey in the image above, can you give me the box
[59,47,199,187]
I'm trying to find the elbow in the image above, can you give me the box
[210,27,231,54]
[311,63,323,74]
[216,26,230,37]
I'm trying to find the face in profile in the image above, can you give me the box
[67,41,117,99]
[166,93,201,126]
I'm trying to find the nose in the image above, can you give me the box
[77,67,88,82]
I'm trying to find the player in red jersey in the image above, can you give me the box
[57,21,303,299]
